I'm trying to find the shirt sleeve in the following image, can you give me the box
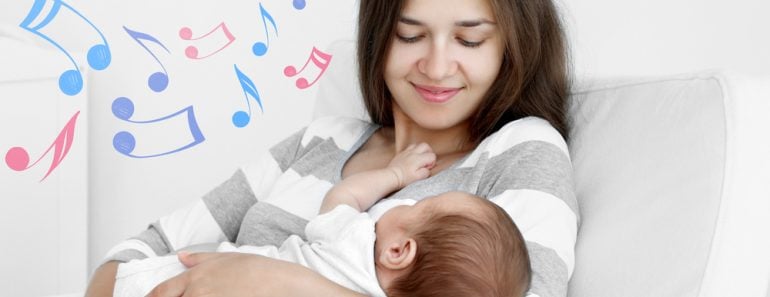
[304,204,374,244]
[304,205,385,297]
[103,128,308,263]
[478,118,579,297]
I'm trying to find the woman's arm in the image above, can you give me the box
[482,118,579,297]
[147,252,368,297]
[103,126,311,264]
[84,169,259,296]
[84,261,119,297]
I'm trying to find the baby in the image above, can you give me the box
[114,143,531,297]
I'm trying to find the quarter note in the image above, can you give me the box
[111,97,205,158]
[5,111,80,181]
[283,47,333,89]
[123,26,171,93]
[19,0,111,96]
[252,3,278,57]
[180,22,236,60]
[231,64,263,128]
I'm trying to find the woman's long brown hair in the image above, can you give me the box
[357,0,571,144]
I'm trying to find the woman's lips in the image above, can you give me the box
[413,84,461,103]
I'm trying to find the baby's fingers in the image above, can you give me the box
[414,168,431,180]
[419,152,437,169]
[412,142,433,154]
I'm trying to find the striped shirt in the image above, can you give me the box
[105,116,579,297]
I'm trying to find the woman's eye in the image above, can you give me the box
[396,34,422,43]
[458,38,484,48]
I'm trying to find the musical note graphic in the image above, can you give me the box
[5,111,80,181]
[19,0,111,96]
[293,0,306,10]
[111,97,205,158]
[231,65,264,128]
[252,3,278,57]
[180,22,236,60]
[283,47,333,89]
[123,26,171,93]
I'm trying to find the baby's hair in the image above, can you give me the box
[387,195,531,297]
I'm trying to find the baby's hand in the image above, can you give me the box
[388,143,436,188]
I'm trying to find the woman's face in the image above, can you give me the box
[384,0,504,131]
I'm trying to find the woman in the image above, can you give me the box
[86,0,577,296]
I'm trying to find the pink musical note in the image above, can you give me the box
[283,47,332,89]
[180,22,236,59]
[5,111,80,181]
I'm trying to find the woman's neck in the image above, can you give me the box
[388,106,473,157]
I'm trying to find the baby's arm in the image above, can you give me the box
[320,143,436,214]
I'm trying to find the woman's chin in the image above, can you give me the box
[413,117,465,132]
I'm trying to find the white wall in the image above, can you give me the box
[76,1,358,274]
[561,0,770,78]
[0,1,357,295]
[0,39,89,296]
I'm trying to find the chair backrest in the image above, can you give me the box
[568,74,720,296]
[567,72,770,297]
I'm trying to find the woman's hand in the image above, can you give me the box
[147,252,368,297]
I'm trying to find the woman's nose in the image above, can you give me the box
[417,43,458,81]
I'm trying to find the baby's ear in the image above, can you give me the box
[379,238,417,270]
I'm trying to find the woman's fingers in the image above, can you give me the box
[146,272,188,297]
[178,251,219,268]
[146,253,222,297]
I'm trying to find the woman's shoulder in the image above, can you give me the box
[301,116,377,150]
[480,116,569,157]
[459,117,570,168]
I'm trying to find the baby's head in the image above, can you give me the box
[374,191,531,297]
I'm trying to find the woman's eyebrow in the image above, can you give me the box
[455,19,496,27]
[399,16,423,26]
[399,16,496,27]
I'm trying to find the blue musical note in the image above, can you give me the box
[111,97,205,158]
[252,3,278,57]
[123,26,171,93]
[19,0,111,96]
[231,65,263,128]
[293,0,306,10]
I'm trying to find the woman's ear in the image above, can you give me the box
[379,238,417,270]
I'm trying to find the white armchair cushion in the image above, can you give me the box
[567,72,770,297]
